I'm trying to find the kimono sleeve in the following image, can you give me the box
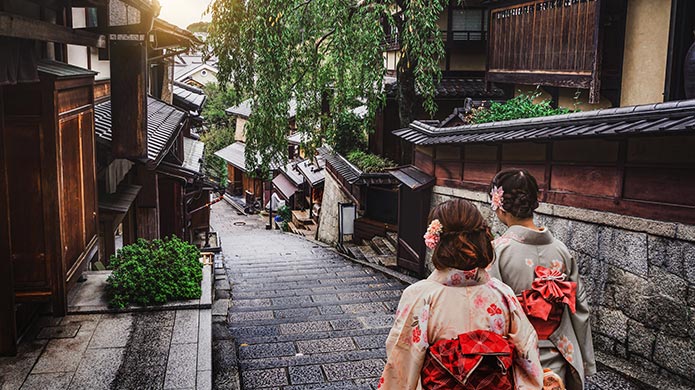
[564,252,597,376]
[379,283,431,390]
[504,293,544,390]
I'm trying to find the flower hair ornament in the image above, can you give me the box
[490,186,505,211]
[424,219,443,249]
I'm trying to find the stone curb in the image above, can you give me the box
[68,264,213,314]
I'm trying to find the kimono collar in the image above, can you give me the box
[503,225,554,246]
[429,268,491,287]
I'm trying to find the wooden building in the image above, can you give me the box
[0,0,111,355]
[0,0,212,355]
[392,100,695,274]
[215,141,271,205]
[323,152,400,243]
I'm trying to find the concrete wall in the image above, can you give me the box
[620,0,672,106]
[317,171,353,246]
[430,185,695,387]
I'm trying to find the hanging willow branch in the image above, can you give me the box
[207,0,449,175]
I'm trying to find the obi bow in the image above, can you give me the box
[519,266,576,321]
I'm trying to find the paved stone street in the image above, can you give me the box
[211,202,406,390]
[210,201,688,390]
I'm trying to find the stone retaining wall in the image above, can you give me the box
[431,186,695,386]
[317,171,354,246]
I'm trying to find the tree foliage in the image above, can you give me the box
[202,83,240,127]
[186,21,210,33]
[207,0,450,174]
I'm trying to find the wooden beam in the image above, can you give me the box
[0,88,17,356]
[110,41,148,159]
[0,11,106,48]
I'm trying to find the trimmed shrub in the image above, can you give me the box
[346,150,396,173]
[106,237,203,309]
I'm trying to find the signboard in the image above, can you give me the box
[487,0,601,102]
[338,202,356,244]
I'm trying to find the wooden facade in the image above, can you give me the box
[412,134,695,225]
[487,0,602,102]
[0,64,99,351]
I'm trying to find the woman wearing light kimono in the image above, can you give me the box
[379,199,543,390]
[487,169,596,390]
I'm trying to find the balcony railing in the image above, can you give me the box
[384,34,400,50]
[441,30,488,42]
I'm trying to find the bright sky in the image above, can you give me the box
[158,0,212,29]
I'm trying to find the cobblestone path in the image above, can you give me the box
[210,201,665,390]
[211,202,406,390]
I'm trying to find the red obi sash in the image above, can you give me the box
[421,330,515,390]
[518,266,577,340]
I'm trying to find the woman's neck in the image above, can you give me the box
[507,217,541,231]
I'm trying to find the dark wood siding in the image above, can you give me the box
[415,136,695,224]
[487,0,601,101]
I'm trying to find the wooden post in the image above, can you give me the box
[110,40,148,159]
[135,165,159,240]
[0,87,17,356]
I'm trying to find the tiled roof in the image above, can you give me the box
[389,166,434,191]
[278,161,305,186]
[324,151,398,186]
[173,81,207,114]
[94,96,186,166]
[393,100,695,145]
[38,60,98,78]
[183,137,205,173]
[385,77,505,99]
[214,141,247,171]
[296,155,326,187]
[226,98,297,119]
[214,141,281,172]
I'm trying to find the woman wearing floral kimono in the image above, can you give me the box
[379,199,543,390]
[487,169,596,390]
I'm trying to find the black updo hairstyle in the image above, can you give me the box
[490,168,540,219]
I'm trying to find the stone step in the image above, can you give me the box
[386,232,398,248]
[342,243,366,260]
[230,327,390,347]
[369,236,395,256]
[230,282,406,300]
[229,292,403,313]
[236,348,387,371]
[363,253,397,268]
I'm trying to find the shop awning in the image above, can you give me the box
[273,173,299,200]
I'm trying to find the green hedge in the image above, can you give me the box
[346,150,396,173]
[470,91,572,124]
[106,237,203,309]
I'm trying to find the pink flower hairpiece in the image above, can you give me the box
[490,186,505,211]
[424,219,443,249]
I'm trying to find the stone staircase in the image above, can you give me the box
[342,232,398,268]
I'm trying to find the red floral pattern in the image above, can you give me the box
[487,304,503,316]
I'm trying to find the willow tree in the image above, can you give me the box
[207,0,449,173]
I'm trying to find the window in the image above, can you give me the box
[451,8,487,41]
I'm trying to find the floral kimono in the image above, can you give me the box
[489,225,596,390]
[379,268,543,390]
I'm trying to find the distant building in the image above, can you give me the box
[174,54,219,87]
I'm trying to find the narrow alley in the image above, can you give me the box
[211,201,407,390]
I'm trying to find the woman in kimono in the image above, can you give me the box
[487,169,596,390]
[379,199,543,390]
